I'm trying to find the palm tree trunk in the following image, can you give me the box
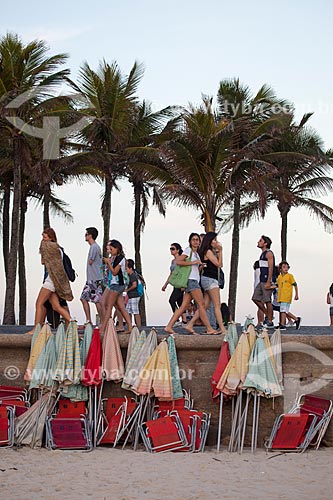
[280,210,288,260]
[134,183,147,326]
[2,182,10,278]
[228,193,240,320]
[102,176,112,255]
[43,183,51,228]
[3,137,21,324]
[18,195,27,324]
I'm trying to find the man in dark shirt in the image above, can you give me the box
[252,235,276,328]
[125,259,141,327]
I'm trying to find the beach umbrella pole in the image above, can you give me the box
[240,392,251,453]
[251,393,261,453]
[254,394,261,453]
[134,394,149,450]
[216,392,224,452]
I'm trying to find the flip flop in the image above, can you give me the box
[203,330,221,335]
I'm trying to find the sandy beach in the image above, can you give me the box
[0,446,332,500]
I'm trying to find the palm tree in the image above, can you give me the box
[261,113,333,259]
[123,100,173,324]
[0,32,69,324]
[217,78,289,317]
[76,59,144,252]
[159,97,232,231]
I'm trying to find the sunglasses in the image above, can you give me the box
[170,247,176,251]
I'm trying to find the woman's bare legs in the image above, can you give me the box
[207,288,226,333]
[185,293,211,333]
[115,295,132,333]
[165,293,192,334]
[189,288,216,334]
[99,290,119,334]
[49,293,71,329]
[26,288,52,334]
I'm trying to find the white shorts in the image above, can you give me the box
[280,302,291,313]
[42,275,56,293]
[126,297,140,315]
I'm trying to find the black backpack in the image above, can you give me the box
[62,249,76,282]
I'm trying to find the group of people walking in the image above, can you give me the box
[28,227,143,335]
[28,227,333,334]
[163,232,227,336]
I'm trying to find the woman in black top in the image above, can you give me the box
[185,232,226,333]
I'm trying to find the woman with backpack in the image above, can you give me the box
[99,239,132,334]
[26,227,72,334]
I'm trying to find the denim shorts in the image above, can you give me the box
[185,279,200,293]
[201,276,218,291]
[107,284,125,294]
[280,302,290,313]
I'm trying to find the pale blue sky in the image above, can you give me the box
[1,0,332,325]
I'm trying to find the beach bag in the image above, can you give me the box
[218,268,225,289]
[62,250,76,282]
[137,279,144,297]
[168,251,193,289]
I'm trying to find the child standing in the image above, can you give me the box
[277,261,300,331]
[326,283,333,327]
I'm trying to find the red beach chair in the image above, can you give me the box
[46,399,92,450]
[0,406,15,447]
[98,397,139,446]
[139,414,188,453]
[266,394,333,452]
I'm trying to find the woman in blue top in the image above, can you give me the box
[99,239,132,335]
[164,233,217,335]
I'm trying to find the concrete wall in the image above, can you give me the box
[0,333,332,448]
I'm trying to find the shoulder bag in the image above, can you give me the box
[168,250,193,289]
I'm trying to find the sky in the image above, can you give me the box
[1,0,333,326]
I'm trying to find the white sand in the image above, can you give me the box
[0,447,332,500]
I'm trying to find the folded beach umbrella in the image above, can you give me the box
[134,340,173,400]
[240,333,283,453]
[122,329,157,391]
[247,323,257,352]
[54,322,65,358]
[211,341,230,400]
[29,334,57,390]
[225,322,239,356]
[167,336,183,400]
[24,324,51,382]
[243,315,255,332]
[102,319,124,382]
[269,328,283,387]
[243,335,282,398]
[122,329,147,390]
[80,326,102,446]
[14,393,55,448]
[217,331,253,396]
[125,326,140,367]
[81,327,102,386]
[61,322,93,402]
[53,321,81,387]
[81,322,94,366]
